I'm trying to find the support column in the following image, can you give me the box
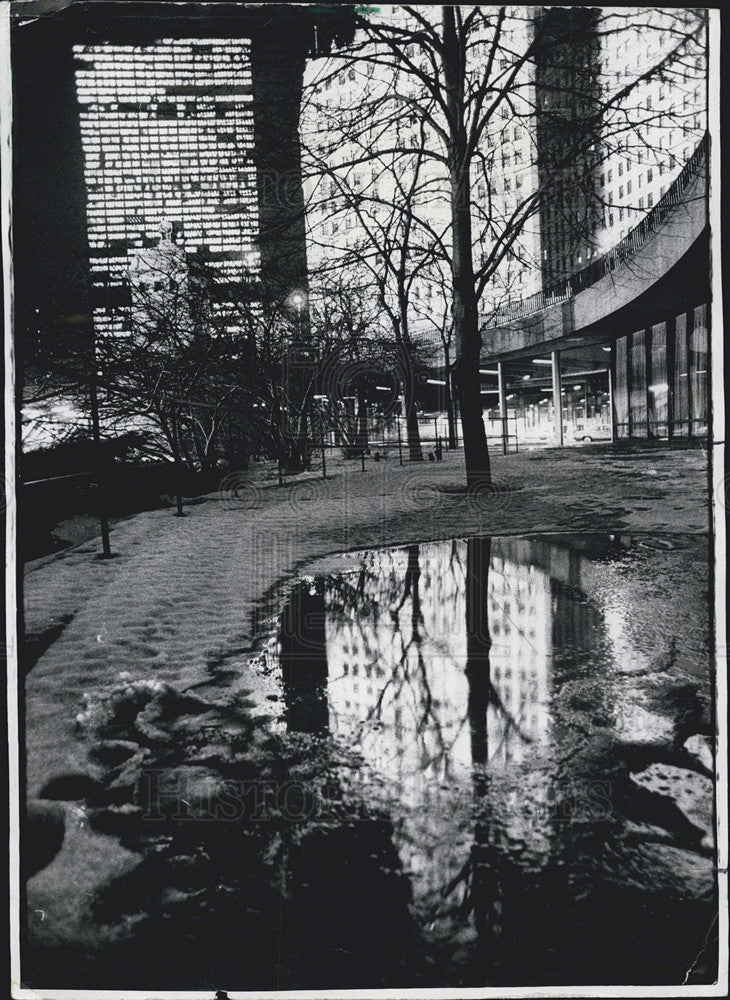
[497,362,508,455]
[666,318,676,441]
[608,353,616,444]
[551,351,563,446]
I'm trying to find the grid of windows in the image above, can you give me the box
[597,13,707,248]
[74,38,260,338]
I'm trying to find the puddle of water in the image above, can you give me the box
[260,533,716,985]
[26,533,717,990]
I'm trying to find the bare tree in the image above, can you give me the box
[301,5,707,487]
[302,86,460,461]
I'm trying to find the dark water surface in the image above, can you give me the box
[26,533,717,989]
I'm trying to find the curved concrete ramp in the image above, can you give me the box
[482,146,708,362]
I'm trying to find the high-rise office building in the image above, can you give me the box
[73,36,260,340]
[535,7,707,275]
[594,8,707,252]
[13,2,356,346]
[535,6,603,287]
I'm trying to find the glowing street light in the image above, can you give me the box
[290,291,306,338]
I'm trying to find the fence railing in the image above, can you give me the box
[481,133,708,329]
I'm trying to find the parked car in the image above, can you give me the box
[572,422,612,442]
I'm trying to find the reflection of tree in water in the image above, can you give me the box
[318,538,543,960]
[276,571,426,986]
[32,535,716,988]
[279,578,329,735]
[416,537,531,970]
[323,542,533,786]
[313,536,716,985]
[326,545,458,776]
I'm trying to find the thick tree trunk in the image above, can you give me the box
[403,373,423,462]
[465,536,492,766]
[443,6,492,489]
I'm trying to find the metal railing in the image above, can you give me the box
[481,133,708,329]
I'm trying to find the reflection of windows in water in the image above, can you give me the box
[343,663,349,675]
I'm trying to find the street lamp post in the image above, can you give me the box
[288,291,307,468]
[292,292,304,340]
[89,375,113,558]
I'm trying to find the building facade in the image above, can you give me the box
[613,302,709,439]
[73,35,260,341]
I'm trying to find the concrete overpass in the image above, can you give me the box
[480,136,709,444]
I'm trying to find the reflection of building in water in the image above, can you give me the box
[550,578,604,676]
[273,534,712,957]
[325,544,470,799]
[489,549,552,765]
[321,539,556,921]
[325,542,553,778]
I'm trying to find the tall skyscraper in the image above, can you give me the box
[73,36,260,340]
[12,3,356,347]
[535,6,603,287]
